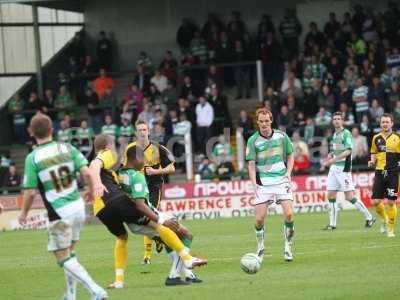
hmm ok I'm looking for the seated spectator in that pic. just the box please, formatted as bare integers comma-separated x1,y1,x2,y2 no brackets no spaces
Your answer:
148,84,161,103
138,103,155,126
293,146,311,174
7,93,27,144
276,105,293,131
215,154,235,181
368,76,386,103
150,109,165,130
343,66,359,90
336,79,352,107
0,154,11,184
137,51,153,73
306,55,327,81
94,68,114,98
101,115,118,141
359,114,372,137
177,18,197,53
208,85,231,133
102,87,119,120
281,71,302,93
82,55,98,77
124,84,144,117
281,76,303,100
314,107,332,126
208,64,224,90
293,111,307,128
213,134,234,164
292,130,310,157
172,113,192,171
324,12,341,39
159,50,178,71
165,110,179,137
317,85,335,112
352,78,369,122
351,126,369,166
151,69,168,93
133,64,151,93
388,81,400,110
238,110,254,141
57,120,72,143
339,102,355,126
161,61,177,82
75,120,94,156
118,117,135,149
198,158,215,180
304,117,316,146
151,122,166,145
83,88,102,134
304,22,326,50
2,164,21,191
180,75,201,101
369,98,384,124
54,85,75,120
190,30,208,64
26,92,45,121
393,100,400,128
43,88,56,119
161,80,180,110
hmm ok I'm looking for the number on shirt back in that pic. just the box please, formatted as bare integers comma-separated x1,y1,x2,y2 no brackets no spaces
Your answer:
50,166,72,192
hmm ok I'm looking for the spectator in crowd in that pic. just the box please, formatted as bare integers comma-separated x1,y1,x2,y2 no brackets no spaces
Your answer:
0,154,11,185
352,78,370,122
279,8,302,60
293,111,307,128
314,107,332,126
150,69,168,93
369,98,385,124
393,100,400,127
165,109,179,137
281,71,302,94
306,55,327,81
260,31,282,89
324,12,341,39
351,126,369,166
339,102,355,126
198,158,215,180
180,75,201,101
304,117,316,146
82,55,98,77
176,18,198,53
57,120,72,143
137,51,153,73
388,81,400,110
101,115,118,142
43,88,56,119
124,84,144,120
161,80,180,110
26,92,45,121
151,122,166,145
276,105,293,131
2,164,21,191
304,22,326,49
119,117,135,142
317,85,335,112
212,134,234,164
94,68,115,98
54,85,75,121
292,130,310,157
359,114,373,137
83,88,102,134
190,30,208,64
138,103,155,126
133,64,151,93
257,14,275,39
102,87,119,120
7,93,26,143
97,30,112,70
160,50,178,71
215,153,235,181
172,113,192,172
196,96,214,156
336,79,353,107
293,145,311,174
233,39,250,99
238,110,254,141
75,120,94,156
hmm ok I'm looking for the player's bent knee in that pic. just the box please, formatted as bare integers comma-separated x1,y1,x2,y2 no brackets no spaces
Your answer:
118,234,128,241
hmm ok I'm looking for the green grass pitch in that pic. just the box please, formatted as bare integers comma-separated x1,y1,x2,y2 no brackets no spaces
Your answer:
0,210,399,300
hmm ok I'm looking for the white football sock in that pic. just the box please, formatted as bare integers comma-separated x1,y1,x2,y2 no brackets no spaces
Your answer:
168,251,180,279
255,226,264,250
64,270,77,300
328,200,338,227
353,200,373,220
62,256,103,296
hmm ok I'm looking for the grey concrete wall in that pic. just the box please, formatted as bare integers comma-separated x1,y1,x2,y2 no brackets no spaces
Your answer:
83,0,393,71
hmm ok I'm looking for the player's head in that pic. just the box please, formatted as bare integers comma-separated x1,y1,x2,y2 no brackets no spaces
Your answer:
135,119,150,141
332,111,344,128
125,145,145,170
380,113,393,133
29,113,53,140
255,108,273,132
94,134,115,154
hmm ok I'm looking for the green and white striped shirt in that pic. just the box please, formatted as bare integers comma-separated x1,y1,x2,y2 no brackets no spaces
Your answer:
330,128,353,172
23,141,88,221
101,124,118,139
353,86,369,112
246,130,293,186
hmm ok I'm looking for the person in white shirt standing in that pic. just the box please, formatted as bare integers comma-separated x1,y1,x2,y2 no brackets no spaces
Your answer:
196,97,214,155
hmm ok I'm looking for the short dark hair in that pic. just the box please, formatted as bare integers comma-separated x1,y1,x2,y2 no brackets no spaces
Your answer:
333,111,343,119
94,135,113,153
126,145,144,163
380,113,394,122
30,114,53,139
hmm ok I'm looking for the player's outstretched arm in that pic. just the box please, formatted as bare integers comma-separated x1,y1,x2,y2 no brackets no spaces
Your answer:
19,189,36,224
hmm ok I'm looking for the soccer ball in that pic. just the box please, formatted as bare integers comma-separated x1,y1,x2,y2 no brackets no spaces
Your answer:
240,253,261,274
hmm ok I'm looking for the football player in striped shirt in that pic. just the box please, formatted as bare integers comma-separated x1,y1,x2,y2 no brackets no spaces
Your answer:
19,114,108,300
323,112,375,230
246,108,295,262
